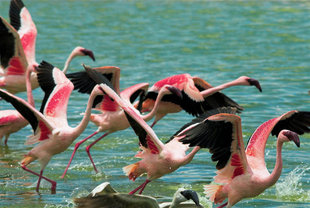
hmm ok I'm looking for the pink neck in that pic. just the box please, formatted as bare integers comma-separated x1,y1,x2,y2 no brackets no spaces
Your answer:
265,139,283,187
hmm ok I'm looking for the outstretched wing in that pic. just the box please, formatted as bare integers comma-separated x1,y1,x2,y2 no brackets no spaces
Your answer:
0,17,27,76
66,65,119,109
36,61,73,123
0,89,54,144
245,110,310,171
10,0,37,64
120,82,149,112
100,83,164,153
66,66,120,94
178,112,248,184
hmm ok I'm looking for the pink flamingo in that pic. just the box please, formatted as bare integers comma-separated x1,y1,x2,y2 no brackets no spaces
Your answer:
94,82,227,195
0,61,104,193
0,0,95,94
178,110,310,207
139,74,262,127
62,66,183,177
0,17,95,145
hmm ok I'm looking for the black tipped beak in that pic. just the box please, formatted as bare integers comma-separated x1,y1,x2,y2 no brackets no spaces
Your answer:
180,190,200,206
166,86,183,99
283,130,300,148
81,49,96,61
247,78,262,92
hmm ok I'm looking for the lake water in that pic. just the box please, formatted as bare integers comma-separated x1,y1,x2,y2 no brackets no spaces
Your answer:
0,0,310,207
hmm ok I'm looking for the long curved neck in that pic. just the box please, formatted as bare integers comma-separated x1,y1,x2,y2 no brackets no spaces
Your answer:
265,139,284,186
141,89,170,122
201,78,244,97
62,51,78,74
26,69,35,107
72,90,99,137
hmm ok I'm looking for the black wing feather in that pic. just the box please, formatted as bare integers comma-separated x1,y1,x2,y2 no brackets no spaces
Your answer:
124,112,148,148
9,0,25,31
36,60,56,113
66,70,114,94
0,18,15,69
178,118,233,170
144,86,243,117
271,111,310,137
167,107,237,142
0,90,38,132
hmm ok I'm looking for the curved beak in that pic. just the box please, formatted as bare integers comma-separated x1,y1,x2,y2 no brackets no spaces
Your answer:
81,49,96,61
283,130,300,148
180,190,200,206
247,78,262,92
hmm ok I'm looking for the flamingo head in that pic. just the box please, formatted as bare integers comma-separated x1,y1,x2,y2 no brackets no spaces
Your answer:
244,76,262,92
280,130,300,147
75,47,96,61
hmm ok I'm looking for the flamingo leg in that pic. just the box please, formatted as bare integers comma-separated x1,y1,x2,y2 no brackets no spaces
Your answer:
85,132,109,173
21,165,56,194
150,121,157,128
36,169,43,193
129,179,151,195
4,134,9,145
61,131,99,178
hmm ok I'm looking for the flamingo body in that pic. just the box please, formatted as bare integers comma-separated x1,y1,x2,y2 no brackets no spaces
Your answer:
96,83,218,195
177,110,310,207
0,0,95,94
0,61,104,193
140,73,262,126
62,66,153,176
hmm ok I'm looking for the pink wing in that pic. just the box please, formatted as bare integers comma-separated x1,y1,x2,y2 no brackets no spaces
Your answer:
0,110,22,126
0,89,54,145
151,73,203,101
245,110,310,170
36,61,74,121
0,17,28,76
10,0,37,65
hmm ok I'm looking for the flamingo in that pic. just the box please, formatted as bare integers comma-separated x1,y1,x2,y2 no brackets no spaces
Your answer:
138,74,262,127
74,182,202,208
0,17,94,145
0,61,105,193
94,84,237,195
176,110,310,207
62,65,183,177
0,0,95,94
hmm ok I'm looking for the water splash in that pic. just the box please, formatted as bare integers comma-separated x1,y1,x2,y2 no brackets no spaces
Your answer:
275,165,310,202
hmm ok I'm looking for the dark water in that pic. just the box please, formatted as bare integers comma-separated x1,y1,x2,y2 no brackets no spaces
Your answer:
0,0,310,207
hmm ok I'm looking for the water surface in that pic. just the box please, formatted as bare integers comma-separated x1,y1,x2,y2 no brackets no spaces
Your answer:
0,0,310,207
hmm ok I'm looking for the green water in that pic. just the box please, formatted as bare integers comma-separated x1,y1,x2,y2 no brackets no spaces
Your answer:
0,0,310,207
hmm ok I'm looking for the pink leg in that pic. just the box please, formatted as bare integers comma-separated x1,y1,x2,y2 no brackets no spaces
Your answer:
150,121,157,128
61,131,98,178
129,179,151,195
217,202,228,208
21,165,56,194
4,135,9,145
36,169,43,193
85,132,109,173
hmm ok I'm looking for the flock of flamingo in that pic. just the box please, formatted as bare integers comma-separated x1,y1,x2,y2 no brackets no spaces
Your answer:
1,0,309,208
